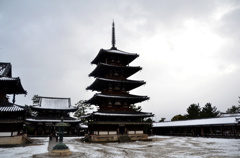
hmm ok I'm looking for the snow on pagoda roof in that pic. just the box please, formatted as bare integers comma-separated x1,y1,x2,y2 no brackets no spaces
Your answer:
87,78,145,91
104,49,138,56
86,93,149,105
89,63,142,78
32,96,76,110
93,111,154,117
153,116,240,127
0,63,27,94
100,63,141,68
0,77,18,81
79,123,88,128
91,49,139,65
96,93,149,99
98,77,144,83
26,118,80,123
0,105,25,112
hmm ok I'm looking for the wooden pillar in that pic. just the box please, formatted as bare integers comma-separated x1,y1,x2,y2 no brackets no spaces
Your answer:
210,126,213,136
192,127,195,136
232,126,236,137
235,125,239,138
201,127,204,136
221,125,224,137
69,127,72,135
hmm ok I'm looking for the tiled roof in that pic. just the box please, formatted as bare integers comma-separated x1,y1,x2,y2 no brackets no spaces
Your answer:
26,118,81,123
91,48,139,65
0,63,27,94
153,116,240,127
0,77,18,81
104,49,138,56
0,105,25,112
86,93,149,105
93,111,154,117
32,96,76,110
86,77,145,91
89,63,142,78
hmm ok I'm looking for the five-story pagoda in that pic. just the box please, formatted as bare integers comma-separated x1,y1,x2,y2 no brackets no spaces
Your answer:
85,22,154,142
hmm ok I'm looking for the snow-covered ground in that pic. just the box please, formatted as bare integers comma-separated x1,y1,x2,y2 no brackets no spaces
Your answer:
0,137,48,158
0,136,240,158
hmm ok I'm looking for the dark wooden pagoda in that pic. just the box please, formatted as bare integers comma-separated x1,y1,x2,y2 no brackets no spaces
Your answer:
0,63,27,144
26,96,80,136
85,22,154,142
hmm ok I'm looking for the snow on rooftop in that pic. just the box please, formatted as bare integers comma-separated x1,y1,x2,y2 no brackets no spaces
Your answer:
93,112,153,117
0,105,25,112
36,97,72,109
26,118,80,123
98,77,144,83
105,49,138,56
96,93,148,99
153,117,240,127
0,137,48,157
79,123,88,128
0,77,17,81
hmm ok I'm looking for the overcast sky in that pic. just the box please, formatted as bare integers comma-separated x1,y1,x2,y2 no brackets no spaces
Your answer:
1,0,240,121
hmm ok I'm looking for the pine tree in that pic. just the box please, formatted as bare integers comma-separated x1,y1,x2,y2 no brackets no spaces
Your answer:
226,105,240,113
74,100,93,120
200,103,220,118
186,103,201,119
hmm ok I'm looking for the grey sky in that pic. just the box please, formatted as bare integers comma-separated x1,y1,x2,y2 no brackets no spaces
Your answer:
1,0,240,121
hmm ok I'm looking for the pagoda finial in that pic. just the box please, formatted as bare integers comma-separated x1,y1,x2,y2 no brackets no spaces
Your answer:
111,20,117,50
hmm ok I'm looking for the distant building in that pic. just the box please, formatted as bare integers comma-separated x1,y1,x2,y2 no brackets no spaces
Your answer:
84,22,154,142
0,62,27,145
26,96,80,136
153,114,240,138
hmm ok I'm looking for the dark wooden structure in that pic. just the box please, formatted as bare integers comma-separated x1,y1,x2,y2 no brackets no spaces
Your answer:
26,96,80,136
153,115,240,138
0,62,27,137
85,22,153,142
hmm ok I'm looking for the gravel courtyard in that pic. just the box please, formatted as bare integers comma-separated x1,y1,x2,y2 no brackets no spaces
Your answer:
0,136,240,158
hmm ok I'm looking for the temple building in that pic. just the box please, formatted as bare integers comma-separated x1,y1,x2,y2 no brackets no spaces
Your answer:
0,62,27,145
84,22,154,142
26,96,80,136
153,113,240,138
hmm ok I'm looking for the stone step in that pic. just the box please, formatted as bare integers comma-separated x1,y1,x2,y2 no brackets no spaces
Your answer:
118,135,131,142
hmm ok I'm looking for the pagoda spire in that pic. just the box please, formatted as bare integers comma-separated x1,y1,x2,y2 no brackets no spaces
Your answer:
111,20,117,50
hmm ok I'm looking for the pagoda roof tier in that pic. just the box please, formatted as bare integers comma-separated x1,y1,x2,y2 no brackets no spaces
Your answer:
0,104,25,112
0,63,27,94
86,78,145,91
89,63,142,78
26,117,81,123
88,121,151,125
91,48,139,65
86,93,149,105
0,77,27,94
31,96,77,111
90,111,154,117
